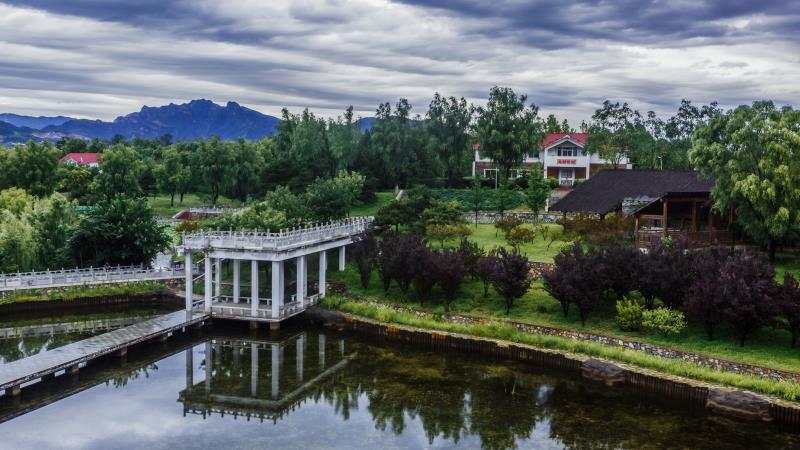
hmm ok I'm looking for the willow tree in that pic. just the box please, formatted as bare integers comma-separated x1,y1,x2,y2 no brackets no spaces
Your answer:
690,101,800,260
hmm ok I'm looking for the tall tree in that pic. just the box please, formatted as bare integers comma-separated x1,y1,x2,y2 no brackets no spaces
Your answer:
690,101,800,260
156,146,192,206
94,144,143,199
426,93,473,187
585,101,648,168
524,163,552,217
69,195,170,267
328,106,361,172
9,142,60,197
194,137,233,205
228,139,265,202
473,86,543,180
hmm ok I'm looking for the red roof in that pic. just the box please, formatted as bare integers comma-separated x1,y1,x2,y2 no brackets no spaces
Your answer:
60,153,100,165
541,132,588,148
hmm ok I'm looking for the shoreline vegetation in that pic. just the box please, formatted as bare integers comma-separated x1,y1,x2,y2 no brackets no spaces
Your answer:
321,296,800,403
0,281,168,306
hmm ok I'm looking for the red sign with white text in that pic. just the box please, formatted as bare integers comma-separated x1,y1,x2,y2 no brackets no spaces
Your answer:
557,159,577,165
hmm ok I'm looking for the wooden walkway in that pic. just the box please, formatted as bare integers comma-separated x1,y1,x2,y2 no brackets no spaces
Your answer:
0,265,186,292
0,310,208,395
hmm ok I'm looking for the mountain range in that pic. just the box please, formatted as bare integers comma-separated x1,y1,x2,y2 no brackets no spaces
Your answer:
0,99,284,144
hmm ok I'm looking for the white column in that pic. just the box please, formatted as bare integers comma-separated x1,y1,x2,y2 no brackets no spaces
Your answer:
296,255,306,305
232,259,240,304
271,260,284,319
214,258,221,299
271,343,280,399
318,251,327,298
338,245,346,271
250,343,258,397
184,252,193,312
318,333,326,369
296,334,305,382
205,341,212,393
251,260,259,316
204,257,212,312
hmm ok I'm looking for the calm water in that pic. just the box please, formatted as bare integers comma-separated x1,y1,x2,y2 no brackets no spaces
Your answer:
0,323,797,449
0,304,176,363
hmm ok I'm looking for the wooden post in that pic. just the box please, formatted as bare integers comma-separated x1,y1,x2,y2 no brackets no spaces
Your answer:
662,199,668,238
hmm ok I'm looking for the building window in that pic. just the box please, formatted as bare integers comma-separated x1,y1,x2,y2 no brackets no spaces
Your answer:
483,168,498,179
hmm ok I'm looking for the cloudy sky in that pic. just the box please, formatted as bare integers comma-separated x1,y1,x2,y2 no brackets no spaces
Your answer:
0,0,798,123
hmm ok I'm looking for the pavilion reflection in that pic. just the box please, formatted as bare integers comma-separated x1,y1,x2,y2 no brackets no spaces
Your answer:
179,332,352,422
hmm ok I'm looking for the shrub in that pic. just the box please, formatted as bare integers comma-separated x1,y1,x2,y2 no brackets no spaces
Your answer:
494,215,522,237
458,237,484,279
431,250,467,313
637,241,695,309
777,273,800,348
505,226,537,249
425,223,471,248
490,247,533,314
642,307,686,336
430,188,525,211
411,244,436,301
719,252,778,346
559,213,633,247
616,292,645,331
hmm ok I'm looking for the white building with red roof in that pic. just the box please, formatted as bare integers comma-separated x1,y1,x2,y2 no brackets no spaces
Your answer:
472,132,632,198
59,152,100,168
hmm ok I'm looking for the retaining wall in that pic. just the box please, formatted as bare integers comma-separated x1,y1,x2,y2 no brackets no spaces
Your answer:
0,291,181,314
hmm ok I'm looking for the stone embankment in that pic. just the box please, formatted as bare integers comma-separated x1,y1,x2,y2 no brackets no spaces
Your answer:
306,307,800,428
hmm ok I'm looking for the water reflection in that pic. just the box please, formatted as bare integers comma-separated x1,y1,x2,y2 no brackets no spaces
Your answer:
0,326,797,449
180,332,352,422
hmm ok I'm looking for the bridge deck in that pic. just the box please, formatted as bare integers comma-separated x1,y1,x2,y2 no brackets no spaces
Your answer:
0,316,150,339
0,310,208,393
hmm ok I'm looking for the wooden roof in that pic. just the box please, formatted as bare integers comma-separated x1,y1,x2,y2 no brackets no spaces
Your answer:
549,170,714,215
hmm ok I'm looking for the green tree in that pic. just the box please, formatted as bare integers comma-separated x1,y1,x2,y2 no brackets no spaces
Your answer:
524,164,552,217
328,106,361,172
426,93,473,187
228,140,265,202
156,146,191,206
690,101,800,260
306,171,365,221
9,142,60,197
473,86,543,180
57,164,97,204
31,193,76,269
0,187,34,216
194,137,233,205
585,100,649,168
467,177,484,226
94,144,143,199
0,210,37,272
70,195,170,266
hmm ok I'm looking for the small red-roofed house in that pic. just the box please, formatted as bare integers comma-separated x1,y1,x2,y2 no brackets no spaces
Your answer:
59,152,100,168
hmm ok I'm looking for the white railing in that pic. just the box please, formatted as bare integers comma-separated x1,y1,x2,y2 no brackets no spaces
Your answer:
0,264,186,292
182,217,372,252
208,294,321,320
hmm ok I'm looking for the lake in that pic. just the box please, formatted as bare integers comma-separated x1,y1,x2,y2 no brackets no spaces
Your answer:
0,320,797,449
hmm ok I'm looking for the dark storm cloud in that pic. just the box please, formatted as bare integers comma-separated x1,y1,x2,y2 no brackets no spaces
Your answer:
0,0,798,121
395,0,800,48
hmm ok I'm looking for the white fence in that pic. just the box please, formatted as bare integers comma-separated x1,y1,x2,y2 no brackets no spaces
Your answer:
182,217,373,251
0,265,186,292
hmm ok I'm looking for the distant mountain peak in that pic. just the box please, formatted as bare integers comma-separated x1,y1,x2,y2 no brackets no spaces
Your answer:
24,99,282,142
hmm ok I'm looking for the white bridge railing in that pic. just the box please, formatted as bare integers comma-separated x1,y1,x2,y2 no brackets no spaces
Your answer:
0,264,186,292
182,217,372,251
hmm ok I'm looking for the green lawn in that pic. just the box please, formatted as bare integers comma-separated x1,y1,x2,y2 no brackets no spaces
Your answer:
776,252,800,281
330,263,800,374
454,223,571,262
349,191,395,217
147,193,241,217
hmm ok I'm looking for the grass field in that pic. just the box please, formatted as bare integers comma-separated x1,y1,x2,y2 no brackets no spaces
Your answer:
453,223,571,262
147,193,241,217
349,191,395,217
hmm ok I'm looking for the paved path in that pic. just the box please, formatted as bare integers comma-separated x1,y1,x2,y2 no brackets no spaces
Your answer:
0,310,208,393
